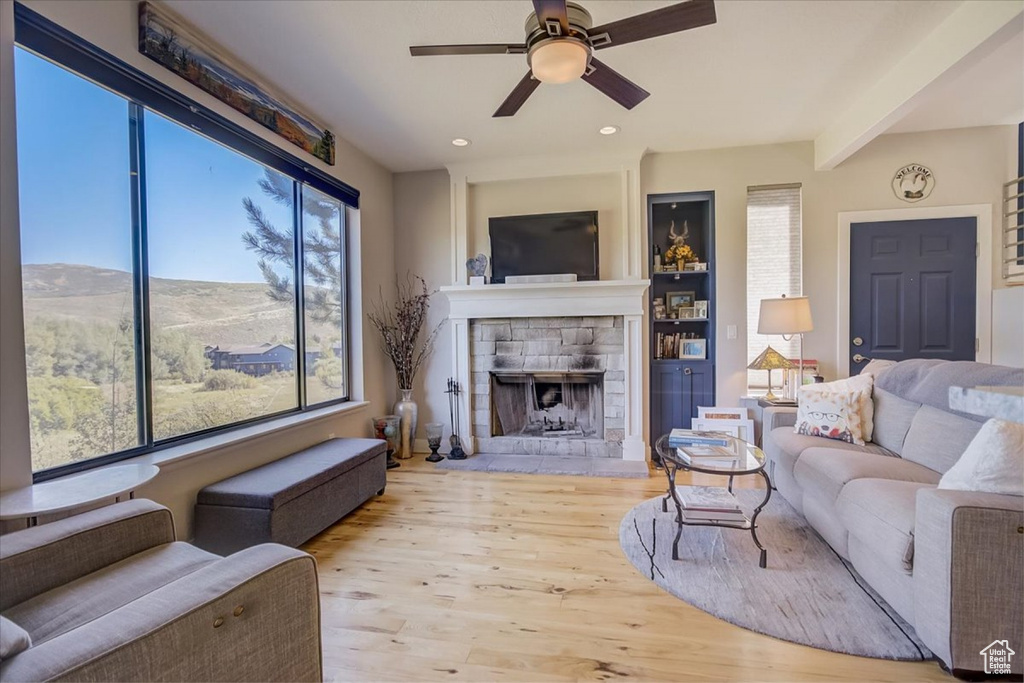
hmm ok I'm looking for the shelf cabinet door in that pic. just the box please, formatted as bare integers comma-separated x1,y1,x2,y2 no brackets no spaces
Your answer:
650,363,713,441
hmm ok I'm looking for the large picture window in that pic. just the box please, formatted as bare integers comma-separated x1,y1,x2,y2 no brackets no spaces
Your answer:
13,14,356,477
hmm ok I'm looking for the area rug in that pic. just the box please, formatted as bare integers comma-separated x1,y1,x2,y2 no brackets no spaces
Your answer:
436,454,648,478
619,488,931,660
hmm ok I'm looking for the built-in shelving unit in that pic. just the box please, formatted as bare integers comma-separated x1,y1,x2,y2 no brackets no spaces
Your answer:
647,191,715,453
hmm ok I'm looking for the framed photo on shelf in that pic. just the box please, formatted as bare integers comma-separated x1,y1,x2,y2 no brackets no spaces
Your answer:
679,338,706,359
666,290,696,310
694,300,709,318
676,305,698,319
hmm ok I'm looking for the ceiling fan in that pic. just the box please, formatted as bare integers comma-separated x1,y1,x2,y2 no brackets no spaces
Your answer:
409,0,716,117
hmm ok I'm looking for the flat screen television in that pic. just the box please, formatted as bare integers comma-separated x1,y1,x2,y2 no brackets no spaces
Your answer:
489,210,599,283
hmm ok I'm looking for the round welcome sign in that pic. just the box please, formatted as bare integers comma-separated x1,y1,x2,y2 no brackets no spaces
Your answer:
892,163,934,203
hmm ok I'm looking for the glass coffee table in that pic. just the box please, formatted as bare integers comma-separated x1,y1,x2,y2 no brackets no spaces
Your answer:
654,433,773,569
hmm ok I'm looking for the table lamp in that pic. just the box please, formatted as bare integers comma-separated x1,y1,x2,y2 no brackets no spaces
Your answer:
758,295,814,391
747,346,794,401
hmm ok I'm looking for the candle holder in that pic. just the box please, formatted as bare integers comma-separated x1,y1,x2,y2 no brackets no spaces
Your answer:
425,422,444,462
371,415,402,469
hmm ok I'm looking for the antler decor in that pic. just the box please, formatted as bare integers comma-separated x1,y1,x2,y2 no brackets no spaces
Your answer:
368,275,442,391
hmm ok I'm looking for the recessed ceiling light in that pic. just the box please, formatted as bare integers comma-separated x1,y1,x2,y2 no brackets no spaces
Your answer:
451,138,471,147
599,126,620,136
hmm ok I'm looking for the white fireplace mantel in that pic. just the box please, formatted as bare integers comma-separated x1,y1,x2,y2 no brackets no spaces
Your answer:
441,280,649,320
441,279,649,462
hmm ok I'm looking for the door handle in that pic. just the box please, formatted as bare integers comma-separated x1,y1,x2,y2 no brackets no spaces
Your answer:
683,367,692,375
852,337,863,347
852,354,869,364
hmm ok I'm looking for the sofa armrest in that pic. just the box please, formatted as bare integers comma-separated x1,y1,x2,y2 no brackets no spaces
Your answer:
0,499,174,611
913,487,1023,674
0,544,321,682
763,406,797,431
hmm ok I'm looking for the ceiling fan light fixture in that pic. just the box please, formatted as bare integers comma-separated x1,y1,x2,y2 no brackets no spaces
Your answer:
529,40,588,84
451,138,471,147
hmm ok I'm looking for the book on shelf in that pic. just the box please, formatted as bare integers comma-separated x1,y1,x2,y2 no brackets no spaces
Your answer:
668,428,731,447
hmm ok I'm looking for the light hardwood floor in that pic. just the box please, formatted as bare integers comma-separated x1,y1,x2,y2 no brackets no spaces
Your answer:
303,457,949,682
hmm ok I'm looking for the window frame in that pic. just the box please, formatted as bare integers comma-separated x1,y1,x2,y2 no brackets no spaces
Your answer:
15,4,357,481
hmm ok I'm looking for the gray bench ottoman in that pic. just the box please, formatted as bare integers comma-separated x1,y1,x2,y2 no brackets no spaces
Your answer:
193,438,386,555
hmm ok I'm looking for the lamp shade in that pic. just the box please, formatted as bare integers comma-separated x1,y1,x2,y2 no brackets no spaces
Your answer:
757,296,813,335
747,346,794,371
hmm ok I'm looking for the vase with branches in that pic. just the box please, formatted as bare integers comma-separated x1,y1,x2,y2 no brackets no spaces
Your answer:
368,275,442,458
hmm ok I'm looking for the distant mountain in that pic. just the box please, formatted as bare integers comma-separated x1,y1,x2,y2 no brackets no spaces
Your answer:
22,264,336,347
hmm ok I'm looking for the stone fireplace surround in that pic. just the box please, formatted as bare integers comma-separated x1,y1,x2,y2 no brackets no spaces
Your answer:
440,280,649,461
471,317,625,458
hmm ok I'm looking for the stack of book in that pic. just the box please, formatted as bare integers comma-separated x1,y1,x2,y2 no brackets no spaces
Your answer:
668,429,731,448
679,487,746,524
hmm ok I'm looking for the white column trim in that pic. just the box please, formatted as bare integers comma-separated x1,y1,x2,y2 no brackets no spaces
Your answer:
836,204,993,378
623,314,646,461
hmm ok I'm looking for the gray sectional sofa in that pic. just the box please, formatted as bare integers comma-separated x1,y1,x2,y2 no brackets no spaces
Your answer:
0,499,321,681
763,359,1023,676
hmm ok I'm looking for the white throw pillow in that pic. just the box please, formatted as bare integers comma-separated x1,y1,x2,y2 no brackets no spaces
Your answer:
0,616,31,661
938,419,1024,496
794,386,867,445
794,373,875,445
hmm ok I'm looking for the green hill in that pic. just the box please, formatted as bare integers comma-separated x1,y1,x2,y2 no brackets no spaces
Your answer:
22,263,336,346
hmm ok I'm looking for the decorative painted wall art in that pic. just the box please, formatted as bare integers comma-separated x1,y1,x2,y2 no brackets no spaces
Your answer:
138,1,336,165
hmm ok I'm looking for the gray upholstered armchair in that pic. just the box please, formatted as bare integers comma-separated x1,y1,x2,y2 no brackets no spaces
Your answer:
0,499,321,682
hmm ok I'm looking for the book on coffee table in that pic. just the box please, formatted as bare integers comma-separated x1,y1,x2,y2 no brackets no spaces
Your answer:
680,488,746,523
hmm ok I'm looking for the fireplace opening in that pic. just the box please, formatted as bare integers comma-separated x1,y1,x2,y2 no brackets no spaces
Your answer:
490,371,604,438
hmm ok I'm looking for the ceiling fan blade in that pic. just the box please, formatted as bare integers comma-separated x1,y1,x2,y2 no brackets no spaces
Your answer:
493,71,541,117
410,44,527,57
581,58,650,110
588,0,716,50
532,0,570,36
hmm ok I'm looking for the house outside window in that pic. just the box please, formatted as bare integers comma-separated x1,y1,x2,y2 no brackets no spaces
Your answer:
746,184,803,392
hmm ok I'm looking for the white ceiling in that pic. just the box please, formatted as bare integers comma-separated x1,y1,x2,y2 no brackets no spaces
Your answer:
165,0,1019,173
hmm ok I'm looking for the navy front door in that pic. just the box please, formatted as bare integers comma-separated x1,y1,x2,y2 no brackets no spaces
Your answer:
850,218,976,375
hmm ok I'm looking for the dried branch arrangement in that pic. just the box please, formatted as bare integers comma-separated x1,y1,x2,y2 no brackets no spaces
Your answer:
368,275,442,391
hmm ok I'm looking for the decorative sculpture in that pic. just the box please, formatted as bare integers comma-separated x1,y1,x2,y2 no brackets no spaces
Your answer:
668,219,689,247
466,253,488,277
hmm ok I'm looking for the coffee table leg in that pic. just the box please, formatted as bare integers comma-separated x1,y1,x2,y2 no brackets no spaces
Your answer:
663,463,687,561
749,468,773,569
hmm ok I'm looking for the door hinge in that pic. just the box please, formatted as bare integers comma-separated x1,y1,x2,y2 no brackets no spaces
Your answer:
976,338,980,353
976,242,980,258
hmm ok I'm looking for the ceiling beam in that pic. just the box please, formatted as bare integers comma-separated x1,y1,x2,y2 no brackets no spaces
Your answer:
814,0,1023,171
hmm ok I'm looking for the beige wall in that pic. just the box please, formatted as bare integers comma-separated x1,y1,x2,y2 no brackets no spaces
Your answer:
0,0,31,490
393,170,452,437
0,0,396,536
394,125,1016,450
644,125,1015,411
468,173,625,280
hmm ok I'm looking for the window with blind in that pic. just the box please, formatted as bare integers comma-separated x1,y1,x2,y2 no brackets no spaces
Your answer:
746,185,802,391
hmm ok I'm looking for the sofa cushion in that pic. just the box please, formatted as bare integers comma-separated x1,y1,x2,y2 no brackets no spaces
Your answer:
1,542,217,645
901,406,982,475
837,479,935,574
870,388,920,455
0,616,31,661
793,447,941,505
767,428,893,462
197,438,386,510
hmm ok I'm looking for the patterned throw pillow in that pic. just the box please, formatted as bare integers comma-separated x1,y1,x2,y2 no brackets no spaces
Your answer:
794,388,866,445
793,373,875,444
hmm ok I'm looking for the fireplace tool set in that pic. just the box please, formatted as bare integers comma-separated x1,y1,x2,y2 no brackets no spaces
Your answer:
445,377,467,460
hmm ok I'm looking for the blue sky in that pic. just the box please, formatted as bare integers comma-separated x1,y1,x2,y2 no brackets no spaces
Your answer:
15,48,290,284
